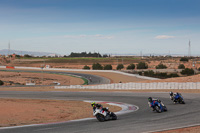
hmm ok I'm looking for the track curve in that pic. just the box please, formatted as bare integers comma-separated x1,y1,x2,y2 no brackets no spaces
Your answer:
0,69,110,85
0,91,200,133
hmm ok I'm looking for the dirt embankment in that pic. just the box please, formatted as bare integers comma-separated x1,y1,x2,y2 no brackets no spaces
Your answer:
0,99,121,127
0,71,84,86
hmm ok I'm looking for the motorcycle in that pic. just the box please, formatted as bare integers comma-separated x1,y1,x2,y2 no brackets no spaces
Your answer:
150,100,167,113
93,106,117,122
171,93,185,104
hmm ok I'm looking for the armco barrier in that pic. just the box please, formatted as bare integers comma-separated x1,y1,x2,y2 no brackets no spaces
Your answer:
55,82,200,90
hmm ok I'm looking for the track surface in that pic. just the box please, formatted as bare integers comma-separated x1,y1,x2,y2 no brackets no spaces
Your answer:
0,91,200,133
0,69,110,85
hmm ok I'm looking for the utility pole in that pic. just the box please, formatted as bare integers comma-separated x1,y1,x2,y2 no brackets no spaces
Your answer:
188,40,191,57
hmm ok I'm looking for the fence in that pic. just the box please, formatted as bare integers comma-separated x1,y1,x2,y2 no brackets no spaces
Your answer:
55,82,200,90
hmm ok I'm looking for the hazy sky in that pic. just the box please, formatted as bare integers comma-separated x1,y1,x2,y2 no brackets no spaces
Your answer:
0,0,200,55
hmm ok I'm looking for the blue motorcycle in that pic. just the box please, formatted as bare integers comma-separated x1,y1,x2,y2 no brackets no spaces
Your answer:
149,99,167,113
170,92,185,104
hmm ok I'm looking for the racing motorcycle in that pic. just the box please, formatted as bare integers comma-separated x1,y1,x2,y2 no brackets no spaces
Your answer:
170,93,185,104
151,100,167,113
93,106,117,122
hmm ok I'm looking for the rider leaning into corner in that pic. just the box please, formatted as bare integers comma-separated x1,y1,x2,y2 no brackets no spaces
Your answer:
148,97,163,111
169,91,181,103
91,102,111,115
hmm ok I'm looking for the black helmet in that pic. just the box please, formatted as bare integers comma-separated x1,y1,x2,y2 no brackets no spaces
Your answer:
148,97,152,102
169,91,173,96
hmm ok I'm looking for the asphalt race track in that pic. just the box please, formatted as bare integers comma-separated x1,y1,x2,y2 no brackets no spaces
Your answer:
0,91,200,133
0,69,110,85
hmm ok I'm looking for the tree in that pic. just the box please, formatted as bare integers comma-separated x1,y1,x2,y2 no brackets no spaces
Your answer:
92,63,103,70
116,64,124,70
181,68,194,76
137,62,148,69
127,64,135,70
178,64,185,69
24,54,32,58
83,65,90,70
180,57,189,62
0,80,4,86
156,64,167,69
104,64,112,70
15,54,21,58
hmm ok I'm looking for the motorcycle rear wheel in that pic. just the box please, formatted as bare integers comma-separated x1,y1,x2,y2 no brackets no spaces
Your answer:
96,114,105,122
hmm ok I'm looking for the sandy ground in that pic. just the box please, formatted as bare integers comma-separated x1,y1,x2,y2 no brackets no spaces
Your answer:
1,70,200,132
66,71,148,83
155,126,200,133
0,98,121,127
0,71,84,86
140,74,200,83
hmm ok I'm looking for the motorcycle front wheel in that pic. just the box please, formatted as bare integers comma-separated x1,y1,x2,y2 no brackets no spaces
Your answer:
110,112,117,120
155,106,162,113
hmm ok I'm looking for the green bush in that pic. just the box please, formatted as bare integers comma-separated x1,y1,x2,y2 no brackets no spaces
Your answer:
116,64,124,70
92,63,103,70
144,70,154,77
139,71,179,79
168,73,179,78
180,57,189,62
178,64,185,69
104,64,112,70
127,64,135,70
0,80,4,86
156,64,167,69
83,65,90,70
137,62,148,69
181,68,194,76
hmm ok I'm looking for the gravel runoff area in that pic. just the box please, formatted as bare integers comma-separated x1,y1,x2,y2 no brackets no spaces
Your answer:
1,70,200,132
0,71,84,86
0,98,121,127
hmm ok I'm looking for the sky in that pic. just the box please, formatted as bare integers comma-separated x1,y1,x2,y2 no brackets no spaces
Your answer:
0,0,200,55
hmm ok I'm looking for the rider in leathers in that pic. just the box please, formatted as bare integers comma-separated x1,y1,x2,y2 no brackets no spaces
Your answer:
91,102,110,115
170,91,181,103
148,97,163,111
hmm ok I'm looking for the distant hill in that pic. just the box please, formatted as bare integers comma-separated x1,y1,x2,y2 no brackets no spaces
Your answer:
0,49,57,57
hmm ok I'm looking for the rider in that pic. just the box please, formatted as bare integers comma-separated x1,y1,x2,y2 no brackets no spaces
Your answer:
148,97,163,111
169,91,181,103
91,102,110,114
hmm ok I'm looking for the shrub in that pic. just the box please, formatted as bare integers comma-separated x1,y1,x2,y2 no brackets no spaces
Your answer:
156,64,167,69
83,65,90,70
92,63,103,70
116,64,124,70
104,64,112,70
127,64,135,70
144,70,155,77
0,80,4,86
137,62,148,69
180,57,189,62
168,73,179,78
139,71,179,79
181,68,194,76
178,64,185,69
